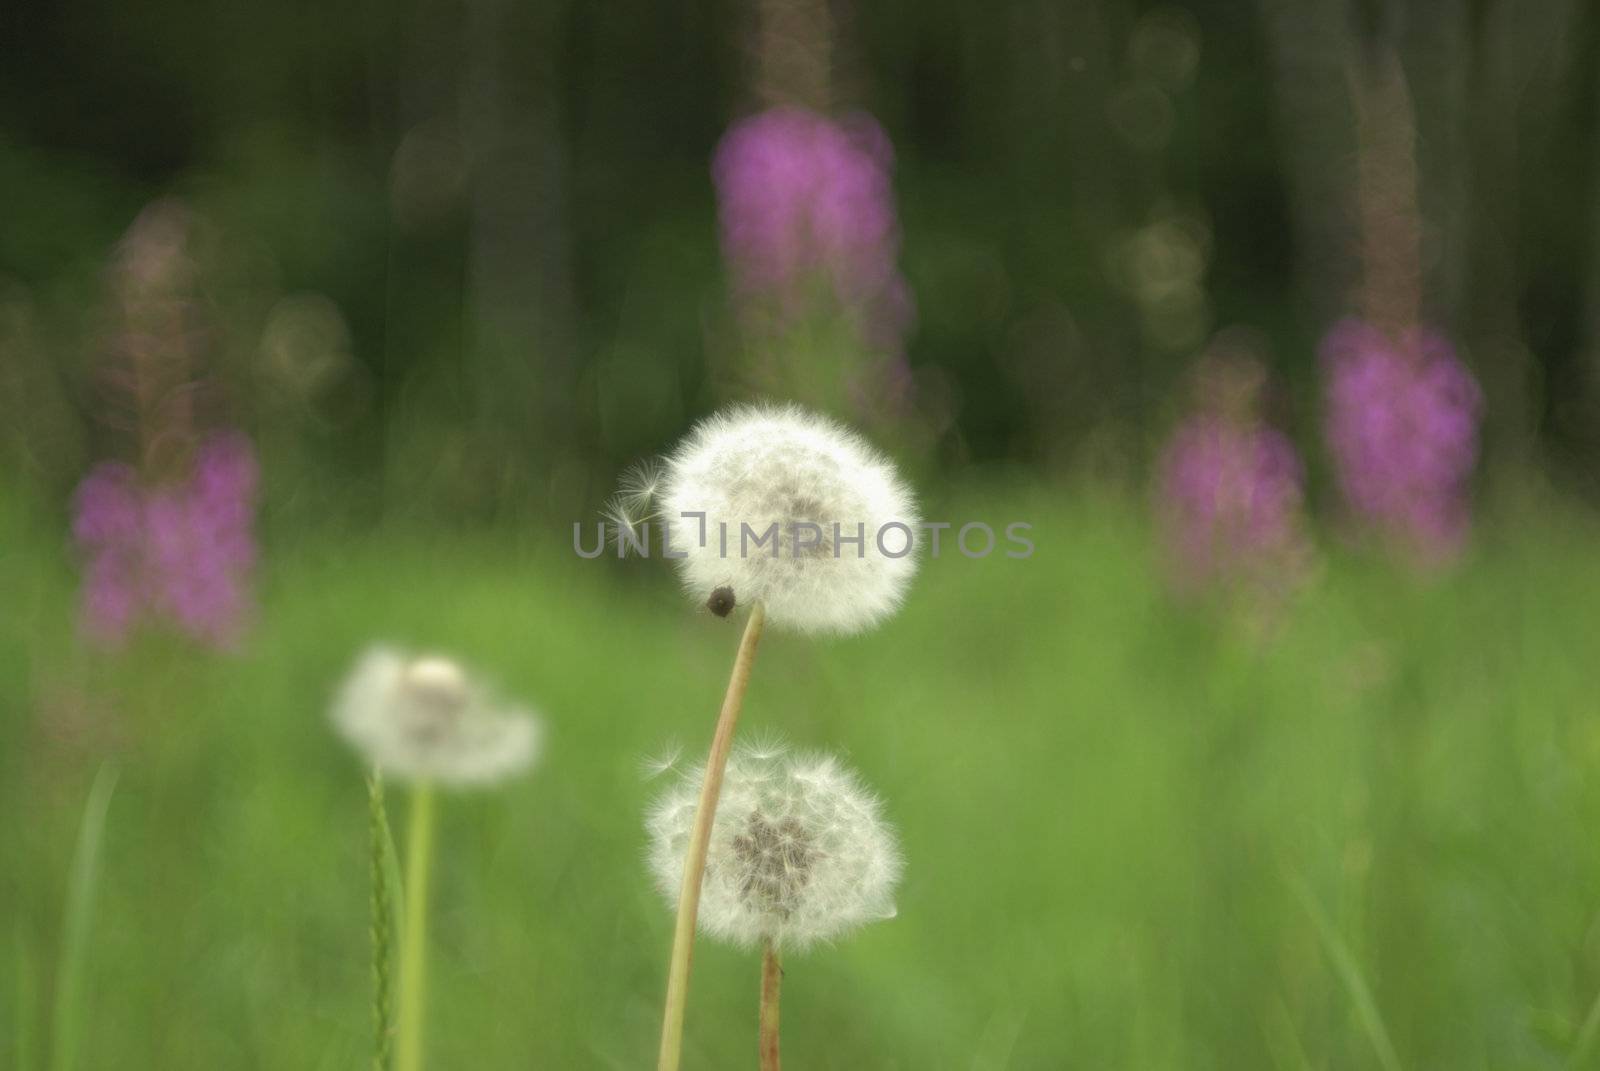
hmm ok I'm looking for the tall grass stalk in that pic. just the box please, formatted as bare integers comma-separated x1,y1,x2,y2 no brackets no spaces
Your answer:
395,781,436,1071
49,764,117,1071
1566,981,1600,1069
368,771,397,1070
1287,870,1403,1071
15,927,38,1071
657,601,768,1071
758,940,782,1071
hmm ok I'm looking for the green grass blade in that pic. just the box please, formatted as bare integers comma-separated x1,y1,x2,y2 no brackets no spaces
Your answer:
1262,996,1317,1071
1567,982,1600,1069
1286,869,1403,1071
49,764,118,1071
382,787,404,940
369,770,397,1071
16,926,38,1071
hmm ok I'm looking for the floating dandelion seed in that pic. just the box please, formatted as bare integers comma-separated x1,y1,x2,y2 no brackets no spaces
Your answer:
646,743,901,951
620,458,666,515
603,459,666,555
641,741,686,780
332,647,541,787
659,403,919,635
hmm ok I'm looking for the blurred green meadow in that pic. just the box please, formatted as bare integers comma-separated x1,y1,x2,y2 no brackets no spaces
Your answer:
4,482,1600,1069
5,1,1600,1067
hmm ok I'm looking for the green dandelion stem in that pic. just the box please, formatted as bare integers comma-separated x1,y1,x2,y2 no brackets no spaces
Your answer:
395,780,436,1071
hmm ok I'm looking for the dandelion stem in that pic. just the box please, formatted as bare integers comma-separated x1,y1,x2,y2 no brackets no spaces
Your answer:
657,601,768,1071
396,781,436,1071
758,940,782,1071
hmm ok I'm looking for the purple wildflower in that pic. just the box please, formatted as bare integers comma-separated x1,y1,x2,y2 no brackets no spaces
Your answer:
1157,355,1311,597
72,462,143,549
1159,417,1311,596
712,107,915,367
70,431,259,649
72,463,145,644
1321,318,1482,557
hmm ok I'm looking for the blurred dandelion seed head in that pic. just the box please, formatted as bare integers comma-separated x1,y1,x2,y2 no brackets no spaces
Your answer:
658,404,919,634
645,742,901,951
401,655,468,697
332,647,541,787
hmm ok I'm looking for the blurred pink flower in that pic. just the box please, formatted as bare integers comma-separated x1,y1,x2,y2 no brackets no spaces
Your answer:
71,431,259,649
1321,318,1482,559
712,107,915,359
1159,414,1311,597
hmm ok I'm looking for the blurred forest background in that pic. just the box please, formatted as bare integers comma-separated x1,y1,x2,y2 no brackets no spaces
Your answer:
3,0,1598,523
7,2,1600,1068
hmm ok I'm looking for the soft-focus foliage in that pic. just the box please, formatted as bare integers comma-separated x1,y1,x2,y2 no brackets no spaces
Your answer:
3,2,1600,1068
5,493,1600,1067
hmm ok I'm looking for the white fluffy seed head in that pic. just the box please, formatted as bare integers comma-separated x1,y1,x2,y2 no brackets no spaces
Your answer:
645,743,902,952
331,646,541,787
656,404,919,634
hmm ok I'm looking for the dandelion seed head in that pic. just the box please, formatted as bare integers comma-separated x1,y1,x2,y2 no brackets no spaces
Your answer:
402,656,468,702
332,647,540,787
658,404,918,635
645,742,901,951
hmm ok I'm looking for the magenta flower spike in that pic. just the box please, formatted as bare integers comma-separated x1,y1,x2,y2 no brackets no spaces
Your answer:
712,108,916,419
70,431,260,649
1321,318,1482,559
